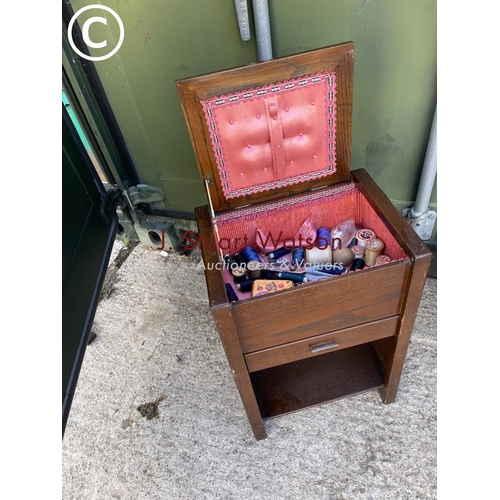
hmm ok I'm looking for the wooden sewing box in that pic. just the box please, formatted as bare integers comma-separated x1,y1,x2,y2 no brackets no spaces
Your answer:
176,42,431,440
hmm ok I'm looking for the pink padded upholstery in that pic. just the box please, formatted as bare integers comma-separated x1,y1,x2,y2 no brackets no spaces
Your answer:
201,72,337,199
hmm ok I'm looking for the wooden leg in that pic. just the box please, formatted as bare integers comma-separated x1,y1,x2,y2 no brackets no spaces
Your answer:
212,305,267,440
351,170,432,404
383,254,431,403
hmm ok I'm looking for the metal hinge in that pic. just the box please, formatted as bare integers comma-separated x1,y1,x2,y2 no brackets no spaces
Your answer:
101,183,166,222
205,173,215,186
100,186,126,223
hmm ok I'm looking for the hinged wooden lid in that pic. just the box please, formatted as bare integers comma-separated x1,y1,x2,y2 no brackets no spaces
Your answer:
176,42,354,213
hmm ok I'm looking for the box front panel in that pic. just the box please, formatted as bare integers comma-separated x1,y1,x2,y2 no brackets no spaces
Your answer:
233,260,410,353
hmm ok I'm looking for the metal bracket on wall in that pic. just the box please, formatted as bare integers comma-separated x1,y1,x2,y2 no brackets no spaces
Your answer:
99,182,164,229
127,184,165,207
102,183,189,251
401,208,437,241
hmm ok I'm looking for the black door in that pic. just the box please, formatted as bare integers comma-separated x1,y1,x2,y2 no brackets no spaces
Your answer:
62,104,118,435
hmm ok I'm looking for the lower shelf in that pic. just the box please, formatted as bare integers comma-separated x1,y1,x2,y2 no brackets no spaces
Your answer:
249,343,385,419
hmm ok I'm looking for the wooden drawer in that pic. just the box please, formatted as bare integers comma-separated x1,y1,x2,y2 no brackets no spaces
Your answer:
245,316,399,372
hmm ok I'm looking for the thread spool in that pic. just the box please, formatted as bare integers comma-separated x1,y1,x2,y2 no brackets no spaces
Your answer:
224,254,237,270
306,270,332,278
332,247,354,267
236,278,257,292
305,273,329,282
365,238,385,266
225,283,239,302
351,245,365,260
277,272,307,283
308,264,345,276
231,266,246,283
241,246,262,263
233,252,246,266
266,247,290,259
350,258,366,272
316,227,331,248
355,229,376,248
375,255,392,266
247,260,263,279
305,246,332,265
261,269,279,280
291,248,306,267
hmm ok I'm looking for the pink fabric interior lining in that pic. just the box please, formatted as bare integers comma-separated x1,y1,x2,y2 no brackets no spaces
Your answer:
217,186,408,301
215,186,407,261
201,72,337,199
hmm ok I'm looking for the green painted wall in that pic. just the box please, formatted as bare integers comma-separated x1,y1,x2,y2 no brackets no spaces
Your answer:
69,0,258,211
268,0,437,235
68,0,436,237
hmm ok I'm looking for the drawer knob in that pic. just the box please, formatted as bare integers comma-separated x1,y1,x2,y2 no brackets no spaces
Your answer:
310,341,339,353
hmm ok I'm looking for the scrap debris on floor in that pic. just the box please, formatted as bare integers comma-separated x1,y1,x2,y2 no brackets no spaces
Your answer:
136,395,167,420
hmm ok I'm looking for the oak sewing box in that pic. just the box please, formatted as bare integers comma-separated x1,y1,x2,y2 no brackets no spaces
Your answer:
176,42,431,440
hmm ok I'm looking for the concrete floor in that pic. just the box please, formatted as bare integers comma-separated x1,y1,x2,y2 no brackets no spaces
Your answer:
62,241,437,499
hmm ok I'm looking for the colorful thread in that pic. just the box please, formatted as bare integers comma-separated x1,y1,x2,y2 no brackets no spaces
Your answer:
266,247,290,259
233,252,246,266
277,272,307,283
291,248,306,267
224,254,238,270
247,260,263,279
305,246,332,265
241,246,262,263
225,283,239,302
316,227,331,248
350,258,366,272
237,278,257,292
231,266,246,283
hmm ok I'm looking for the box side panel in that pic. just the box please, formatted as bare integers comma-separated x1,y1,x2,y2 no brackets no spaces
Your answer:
352,169,431,262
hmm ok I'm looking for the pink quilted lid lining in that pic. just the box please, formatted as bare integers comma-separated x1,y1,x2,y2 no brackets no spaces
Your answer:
201,71,337,199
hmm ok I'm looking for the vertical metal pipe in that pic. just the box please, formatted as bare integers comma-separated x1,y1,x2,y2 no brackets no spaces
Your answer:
412,107,437,216
234,0,251,41
252,0,273,61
